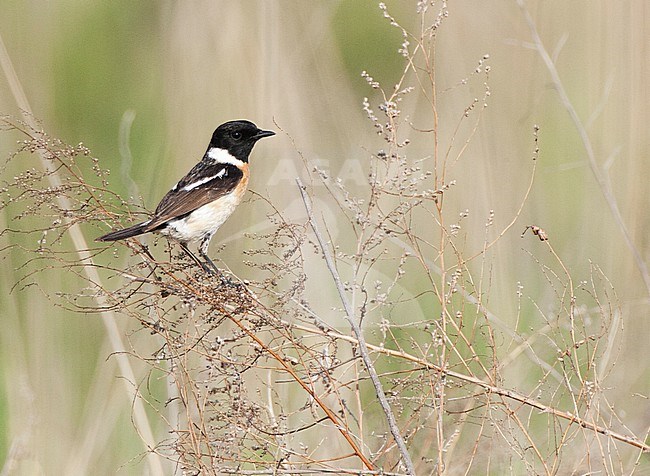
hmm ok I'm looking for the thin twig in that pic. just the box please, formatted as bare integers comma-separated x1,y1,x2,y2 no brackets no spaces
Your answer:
296,178,416,475
219,469,405,475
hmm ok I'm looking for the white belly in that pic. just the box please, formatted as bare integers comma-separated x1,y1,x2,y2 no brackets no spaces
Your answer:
162,193,242,243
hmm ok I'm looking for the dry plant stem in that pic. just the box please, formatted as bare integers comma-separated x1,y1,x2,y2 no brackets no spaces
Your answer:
223,310,374,471
434,200,447,475
282,319,650,454
0,34,165,475
517,0,650,297
413,33,447,472
296,179,416,476
220,469,405,475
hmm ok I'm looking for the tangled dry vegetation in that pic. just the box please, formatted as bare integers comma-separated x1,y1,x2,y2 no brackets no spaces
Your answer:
1,3,648,475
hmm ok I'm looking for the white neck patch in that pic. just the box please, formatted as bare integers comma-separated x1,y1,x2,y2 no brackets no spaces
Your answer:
207,147,244,167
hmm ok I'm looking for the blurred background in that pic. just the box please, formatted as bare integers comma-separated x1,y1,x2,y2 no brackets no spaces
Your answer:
1,1,649,474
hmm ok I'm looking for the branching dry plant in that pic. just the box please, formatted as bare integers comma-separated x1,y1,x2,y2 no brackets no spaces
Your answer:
1,3,648,475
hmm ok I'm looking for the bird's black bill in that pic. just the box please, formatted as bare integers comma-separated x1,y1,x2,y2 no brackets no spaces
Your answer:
254,129,275,140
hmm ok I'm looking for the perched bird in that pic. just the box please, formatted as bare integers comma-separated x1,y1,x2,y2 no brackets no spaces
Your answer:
97,120,275,272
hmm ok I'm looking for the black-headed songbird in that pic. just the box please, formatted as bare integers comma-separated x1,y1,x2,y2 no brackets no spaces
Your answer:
96,120,275,272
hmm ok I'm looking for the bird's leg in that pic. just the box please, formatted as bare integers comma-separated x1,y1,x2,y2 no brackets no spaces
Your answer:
179,241,213,274
198,234,220,275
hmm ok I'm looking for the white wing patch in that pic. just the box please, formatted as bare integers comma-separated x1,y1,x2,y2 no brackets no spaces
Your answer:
181,167,228,192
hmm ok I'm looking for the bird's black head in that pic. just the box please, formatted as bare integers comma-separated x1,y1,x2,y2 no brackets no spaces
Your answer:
209,120,275,162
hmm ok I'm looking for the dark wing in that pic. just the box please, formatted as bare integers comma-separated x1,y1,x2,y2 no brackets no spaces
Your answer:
143,161,243,231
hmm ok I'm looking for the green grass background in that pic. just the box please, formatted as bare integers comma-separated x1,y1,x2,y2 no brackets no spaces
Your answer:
1,1,649,474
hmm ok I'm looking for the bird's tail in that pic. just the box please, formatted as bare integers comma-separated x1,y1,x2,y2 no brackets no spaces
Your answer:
96,221,150,242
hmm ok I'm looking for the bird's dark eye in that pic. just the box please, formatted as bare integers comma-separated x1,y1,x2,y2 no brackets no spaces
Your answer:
230,131,242,140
